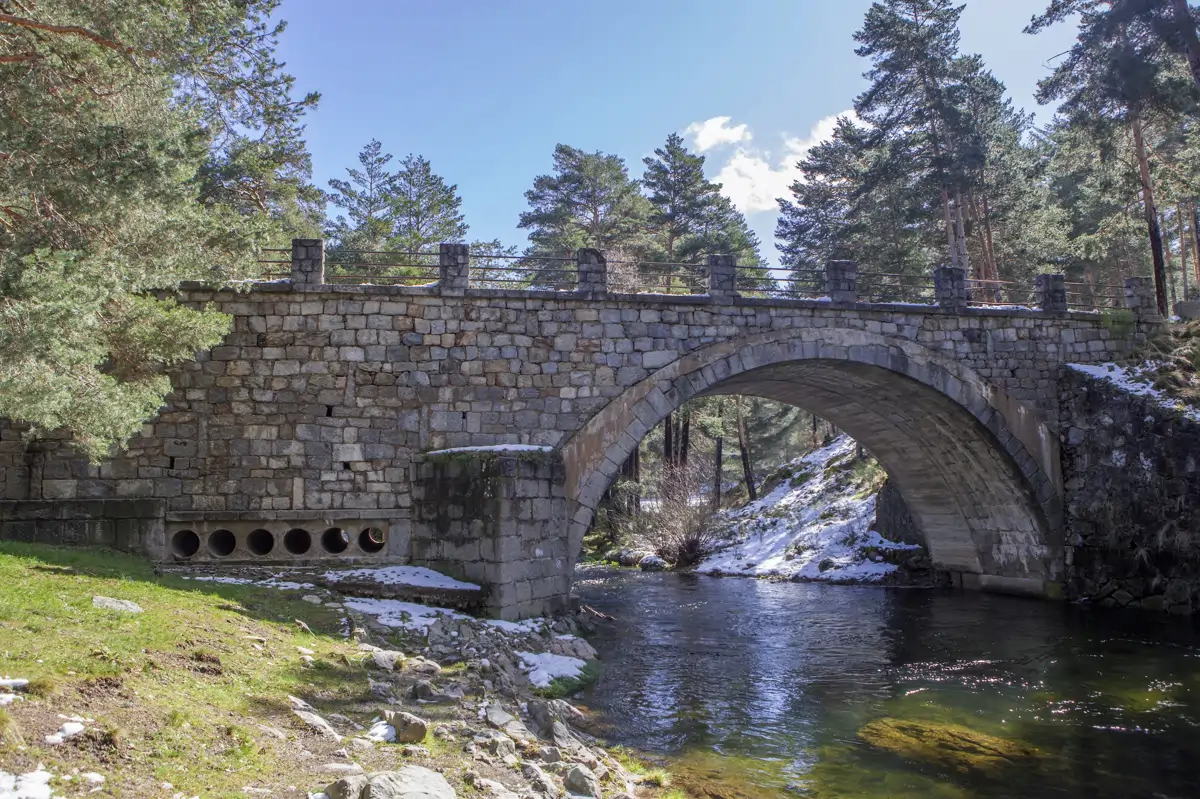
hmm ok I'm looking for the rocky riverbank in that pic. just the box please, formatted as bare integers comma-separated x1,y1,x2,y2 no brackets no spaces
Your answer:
0,544,669,799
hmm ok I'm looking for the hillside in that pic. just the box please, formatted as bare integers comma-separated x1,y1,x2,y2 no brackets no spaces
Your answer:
695,436,930,583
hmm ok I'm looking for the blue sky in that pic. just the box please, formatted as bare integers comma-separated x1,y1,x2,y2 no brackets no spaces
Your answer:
275,1,1078,261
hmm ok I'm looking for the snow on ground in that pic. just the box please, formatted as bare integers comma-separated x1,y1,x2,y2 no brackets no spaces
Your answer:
1068,362,1200,422
516,651,588,688
182,575,315,590
696,436,919,582
0,766,58,799
341,597,471,632
322,566,480,591
425,444,553,456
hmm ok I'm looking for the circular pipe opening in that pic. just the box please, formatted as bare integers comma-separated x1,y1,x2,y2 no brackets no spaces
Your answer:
358,527,387,554
246,528,275,556
207,529,236,558
284,528,312,555
171,529,200,558
322,527,349,554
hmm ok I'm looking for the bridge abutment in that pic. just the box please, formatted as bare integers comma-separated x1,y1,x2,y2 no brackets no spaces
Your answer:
411,448,572,620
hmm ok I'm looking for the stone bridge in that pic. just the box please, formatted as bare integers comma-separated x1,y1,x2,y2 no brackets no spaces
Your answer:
0,241,1154,618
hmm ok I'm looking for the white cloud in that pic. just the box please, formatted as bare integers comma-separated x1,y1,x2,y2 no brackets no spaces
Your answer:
684,116,752,152
696,111,855,215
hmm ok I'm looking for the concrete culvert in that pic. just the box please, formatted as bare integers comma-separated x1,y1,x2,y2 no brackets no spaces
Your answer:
171,529,200,558
207,529,236,558
322,527,349,554
247,528,274,556
359,527,387,554
284,528,311,555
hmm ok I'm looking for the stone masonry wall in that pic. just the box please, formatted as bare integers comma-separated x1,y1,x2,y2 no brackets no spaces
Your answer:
874,479,923,548
410,451,570,620
1059,369,1200,613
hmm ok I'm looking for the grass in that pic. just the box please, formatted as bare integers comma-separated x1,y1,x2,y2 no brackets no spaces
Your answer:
0,541,381,796
1117,319,1200,408
0,707,19,745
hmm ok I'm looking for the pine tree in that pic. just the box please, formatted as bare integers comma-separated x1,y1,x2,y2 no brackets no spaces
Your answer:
390,154,469,252
1028,0,1200,313
641,133,717,260
325,140,399,251
0,0,318,459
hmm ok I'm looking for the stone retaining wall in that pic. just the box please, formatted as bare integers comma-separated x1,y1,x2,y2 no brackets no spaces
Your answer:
0,499,165,559
1060,369,1200,613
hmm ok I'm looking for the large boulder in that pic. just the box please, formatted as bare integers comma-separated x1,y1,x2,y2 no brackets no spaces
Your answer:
617,550,651,568
858,718,1041,775
638,555,668,572
383,711,429,744
324,774,370,799
364,767,456,799
564,764,602,799
485,704,534,743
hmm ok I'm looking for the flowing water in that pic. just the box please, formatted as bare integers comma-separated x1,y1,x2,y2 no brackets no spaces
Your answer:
575,567,1200,799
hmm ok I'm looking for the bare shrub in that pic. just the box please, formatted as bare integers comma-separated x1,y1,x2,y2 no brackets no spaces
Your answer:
612,455,723,567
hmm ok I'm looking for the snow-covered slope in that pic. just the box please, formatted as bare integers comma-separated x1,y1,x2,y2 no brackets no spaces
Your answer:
696,436,922,582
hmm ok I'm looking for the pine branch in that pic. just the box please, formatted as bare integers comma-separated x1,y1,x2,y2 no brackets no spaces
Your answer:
0,12,136,55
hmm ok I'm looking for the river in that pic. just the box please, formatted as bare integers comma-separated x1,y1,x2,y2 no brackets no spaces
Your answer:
574,567,1200,799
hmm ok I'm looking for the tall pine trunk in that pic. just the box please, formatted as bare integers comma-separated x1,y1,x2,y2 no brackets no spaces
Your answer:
735,398,756,502
1131,113,1169,315
679,411,691,468
1163,212,1177,306
1171,0,1200,95
1179,203,1190,301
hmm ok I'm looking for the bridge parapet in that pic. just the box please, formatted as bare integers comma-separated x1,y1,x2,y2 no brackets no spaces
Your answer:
270,240,1139,318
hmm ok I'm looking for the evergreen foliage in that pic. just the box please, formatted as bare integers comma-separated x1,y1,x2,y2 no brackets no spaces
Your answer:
0,0,319,459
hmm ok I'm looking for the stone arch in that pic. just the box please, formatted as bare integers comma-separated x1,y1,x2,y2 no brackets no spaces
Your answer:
560,327,1065,596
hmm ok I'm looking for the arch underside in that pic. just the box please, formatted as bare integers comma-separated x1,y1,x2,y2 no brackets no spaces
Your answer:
563,332,1065,594
700,360,1056,582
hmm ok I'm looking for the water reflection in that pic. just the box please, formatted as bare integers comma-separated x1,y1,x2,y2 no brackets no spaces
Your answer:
577,568,1200,799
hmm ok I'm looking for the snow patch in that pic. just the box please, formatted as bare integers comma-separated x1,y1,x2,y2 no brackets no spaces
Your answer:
696,436,919,582
323,566,480,591
516,651,587,688
364,719,396,743
425,444,554,456
341,597,470,632
182,575,316,590
1068,362,1200,422
0,765,58,799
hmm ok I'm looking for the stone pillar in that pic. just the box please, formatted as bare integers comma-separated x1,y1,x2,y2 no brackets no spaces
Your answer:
1124,276,1161,320
1036,273,1068,313
933,265,967,311
824,260,857,303
410,449,570,621
439,243,470,296
290,238,324,285
576,248,607,295
707,254,737,302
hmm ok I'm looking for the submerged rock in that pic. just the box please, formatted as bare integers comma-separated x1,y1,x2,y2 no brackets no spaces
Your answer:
857,717,1041,774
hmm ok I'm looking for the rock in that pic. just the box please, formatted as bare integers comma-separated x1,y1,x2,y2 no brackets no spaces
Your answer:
371,650,406,672
324,774,370,799
637,555,668,572
92,596,143,613
405,657,442,676
564,765,602,799
369,679,393,699
485,704,534,743
383,711,429,744
601,549,623,563
294,710,342,741
301,655,316,667
322,763,365,774
617,550,650,568
549,636,598,661
472,778,521,799
303,594,324,604
538,746,562,763
521,763,558,799
410,680,449,703
473,730,516,758
398,745,430,757
364,766,456,799
858,718,1040,774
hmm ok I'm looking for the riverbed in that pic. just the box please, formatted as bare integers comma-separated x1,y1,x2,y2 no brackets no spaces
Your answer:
575,567,1200,799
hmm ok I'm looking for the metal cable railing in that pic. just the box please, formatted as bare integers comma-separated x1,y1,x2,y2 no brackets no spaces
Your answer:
733,266,824,300
966,278,1037,308
255,247,292,279
324,249,439,286
857,271,936,304
469,254,579,290
607,261,709,295
1065,281,1125,312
